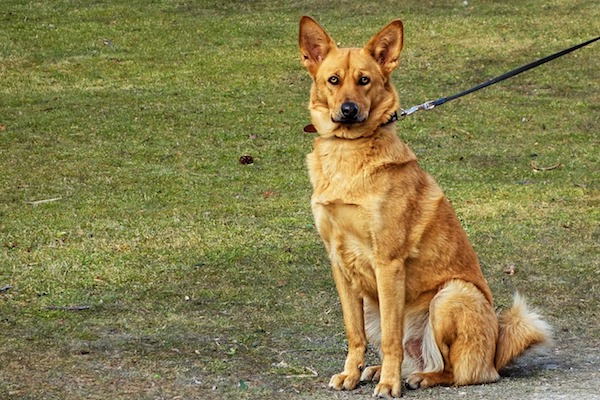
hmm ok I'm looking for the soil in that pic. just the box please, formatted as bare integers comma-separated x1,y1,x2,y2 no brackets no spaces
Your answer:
293,335,600,400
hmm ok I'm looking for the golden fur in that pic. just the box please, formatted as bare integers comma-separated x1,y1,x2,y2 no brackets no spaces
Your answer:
298,16,551,398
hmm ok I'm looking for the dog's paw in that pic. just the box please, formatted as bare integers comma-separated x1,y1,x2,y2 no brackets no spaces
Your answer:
406,372,432,390
373,381,402,398
360,365,381,382
329,371,360,391
405,373,423,390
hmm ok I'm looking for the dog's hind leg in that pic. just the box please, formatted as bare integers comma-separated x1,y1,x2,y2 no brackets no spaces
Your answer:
361,365,382,382
406,280,500,389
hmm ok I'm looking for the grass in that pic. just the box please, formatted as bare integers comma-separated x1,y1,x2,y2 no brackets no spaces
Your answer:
1,0,598,399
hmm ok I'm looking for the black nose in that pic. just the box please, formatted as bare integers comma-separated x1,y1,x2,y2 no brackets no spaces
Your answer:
341,102,359,120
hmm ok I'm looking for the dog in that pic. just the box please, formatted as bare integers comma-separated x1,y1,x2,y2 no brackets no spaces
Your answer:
298,16,551,398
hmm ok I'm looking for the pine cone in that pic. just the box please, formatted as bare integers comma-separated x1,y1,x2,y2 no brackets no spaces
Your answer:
239,155,254,165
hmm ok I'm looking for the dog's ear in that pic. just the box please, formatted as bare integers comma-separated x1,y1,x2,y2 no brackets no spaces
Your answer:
364,19,404,75
299,16,336,77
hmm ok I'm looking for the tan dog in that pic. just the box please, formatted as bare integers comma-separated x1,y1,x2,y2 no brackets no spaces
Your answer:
298,16,551,398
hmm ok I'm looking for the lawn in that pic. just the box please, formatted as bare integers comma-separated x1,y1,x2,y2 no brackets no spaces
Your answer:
0,1,598,399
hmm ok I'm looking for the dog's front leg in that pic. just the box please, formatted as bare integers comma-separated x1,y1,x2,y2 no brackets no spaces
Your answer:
373,262,405,398
328,262,367,392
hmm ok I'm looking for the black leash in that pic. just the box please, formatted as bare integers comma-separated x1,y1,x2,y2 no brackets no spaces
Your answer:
400,35,600,118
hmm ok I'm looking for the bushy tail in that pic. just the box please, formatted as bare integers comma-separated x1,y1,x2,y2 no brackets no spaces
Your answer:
495,293,552,371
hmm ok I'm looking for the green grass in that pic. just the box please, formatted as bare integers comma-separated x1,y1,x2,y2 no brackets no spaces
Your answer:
1,0,598,399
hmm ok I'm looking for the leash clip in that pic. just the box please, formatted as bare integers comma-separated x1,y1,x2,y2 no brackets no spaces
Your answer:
399,100,436,119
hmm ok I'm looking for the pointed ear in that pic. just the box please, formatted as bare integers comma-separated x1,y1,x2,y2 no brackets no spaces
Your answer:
299,16,337,77
364,19,403,75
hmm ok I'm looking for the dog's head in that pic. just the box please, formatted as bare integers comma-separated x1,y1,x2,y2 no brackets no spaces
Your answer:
299,16,403,139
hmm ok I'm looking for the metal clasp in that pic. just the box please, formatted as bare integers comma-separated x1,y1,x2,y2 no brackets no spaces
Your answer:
399,100,436,119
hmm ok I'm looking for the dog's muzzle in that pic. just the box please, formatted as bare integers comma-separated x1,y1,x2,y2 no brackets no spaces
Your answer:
333,101,365,124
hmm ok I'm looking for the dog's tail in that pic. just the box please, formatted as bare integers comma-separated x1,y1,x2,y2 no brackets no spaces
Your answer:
495,293,552,371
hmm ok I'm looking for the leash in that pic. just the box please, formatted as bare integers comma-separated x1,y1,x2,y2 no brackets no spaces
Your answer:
399,35,600,119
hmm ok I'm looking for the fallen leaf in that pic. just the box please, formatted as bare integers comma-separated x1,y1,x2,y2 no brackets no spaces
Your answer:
504,265,516,275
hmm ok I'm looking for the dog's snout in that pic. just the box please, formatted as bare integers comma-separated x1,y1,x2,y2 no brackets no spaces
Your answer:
341,102,359,120
333,102,364,125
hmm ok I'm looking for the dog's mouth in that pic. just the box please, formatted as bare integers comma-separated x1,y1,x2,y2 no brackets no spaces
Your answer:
332,117,365,125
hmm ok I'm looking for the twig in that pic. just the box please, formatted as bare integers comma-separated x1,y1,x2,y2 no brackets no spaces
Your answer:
285,366,319,379
453,127,474,139
277,349,318,355
45,305,91,311
0,285,13,293
531,161,562,171
25,197,62,205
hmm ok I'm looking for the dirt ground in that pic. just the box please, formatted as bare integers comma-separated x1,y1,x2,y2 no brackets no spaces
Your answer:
286,335,600,400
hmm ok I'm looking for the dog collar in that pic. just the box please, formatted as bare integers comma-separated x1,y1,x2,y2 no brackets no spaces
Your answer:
303,111,398,134
303,123,317,133
381,111,399,127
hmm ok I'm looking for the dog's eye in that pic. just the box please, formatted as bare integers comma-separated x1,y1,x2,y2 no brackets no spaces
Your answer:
358,76,370,86
328,76,339,85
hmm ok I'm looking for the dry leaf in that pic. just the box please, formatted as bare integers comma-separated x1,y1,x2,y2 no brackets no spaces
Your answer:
504,265,516,275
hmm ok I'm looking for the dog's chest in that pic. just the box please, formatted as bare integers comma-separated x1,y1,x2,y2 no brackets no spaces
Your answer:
307,149,380,296
307,149,376,244
314,199,378,296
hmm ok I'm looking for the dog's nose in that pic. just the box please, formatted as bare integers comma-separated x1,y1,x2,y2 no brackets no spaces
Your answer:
341,102,359,120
